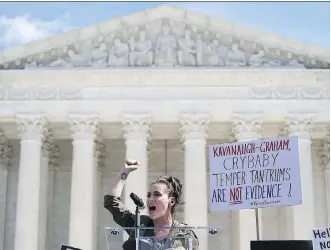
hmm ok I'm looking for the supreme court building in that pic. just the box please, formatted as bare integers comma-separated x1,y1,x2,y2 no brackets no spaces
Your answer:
0,5,329,250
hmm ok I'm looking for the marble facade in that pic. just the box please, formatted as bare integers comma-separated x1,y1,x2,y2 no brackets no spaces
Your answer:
0,5,330,250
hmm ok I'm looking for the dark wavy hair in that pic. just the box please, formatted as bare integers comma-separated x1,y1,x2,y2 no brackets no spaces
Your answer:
151,176,184,214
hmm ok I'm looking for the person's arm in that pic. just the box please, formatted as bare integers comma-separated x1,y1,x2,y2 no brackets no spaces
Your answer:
110,167,129,197
104,160,139,230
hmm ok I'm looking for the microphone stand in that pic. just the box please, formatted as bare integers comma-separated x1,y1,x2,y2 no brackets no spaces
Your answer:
134,205,141,249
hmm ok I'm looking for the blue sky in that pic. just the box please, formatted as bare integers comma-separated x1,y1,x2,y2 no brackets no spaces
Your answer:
0,1,329,51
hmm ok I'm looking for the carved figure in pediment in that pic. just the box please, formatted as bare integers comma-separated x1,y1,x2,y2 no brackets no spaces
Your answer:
225,43,246,67
195,34,204,66
177,30,198,66
287,57,305,68
203,30,212,41
249,50,266,67
25,54,50,68
265,60,283,67
67,49,90,67
36,54,52,67
90,43,108,67
154,23,178,67
203,40,227,66
108,38,130,67
47,57,72,67
129,30,153,67
25,59,38,68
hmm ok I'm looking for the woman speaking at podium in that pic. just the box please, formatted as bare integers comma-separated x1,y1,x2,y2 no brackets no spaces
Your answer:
104,160,199,250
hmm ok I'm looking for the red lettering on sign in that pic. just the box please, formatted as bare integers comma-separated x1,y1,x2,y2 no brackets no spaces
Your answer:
229,187,243,205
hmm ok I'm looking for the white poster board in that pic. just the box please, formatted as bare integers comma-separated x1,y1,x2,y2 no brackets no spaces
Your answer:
209,136,302,212
313,227,330,250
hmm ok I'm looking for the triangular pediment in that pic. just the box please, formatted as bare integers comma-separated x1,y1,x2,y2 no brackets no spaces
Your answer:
0,5,329,69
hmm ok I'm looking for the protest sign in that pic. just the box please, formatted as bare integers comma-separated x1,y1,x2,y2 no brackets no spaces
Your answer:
209,136,302,212
312,227,330,250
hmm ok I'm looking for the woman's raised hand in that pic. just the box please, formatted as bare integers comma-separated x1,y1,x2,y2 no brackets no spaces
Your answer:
124,160,139,173
111,160,140,196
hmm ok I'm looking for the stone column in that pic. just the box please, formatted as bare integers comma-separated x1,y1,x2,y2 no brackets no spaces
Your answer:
68,114,99,250
46,144,59,250
283,114,315,239
180,113,209,250
94,137,105,250
38,130,53,250
14,114,47,250
312,141,327,228
231,113,262,250
321,136,330,227
122,114,151,215
0,131,11,250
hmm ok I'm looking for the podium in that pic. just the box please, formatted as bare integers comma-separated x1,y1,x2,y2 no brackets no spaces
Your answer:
105,226,221,250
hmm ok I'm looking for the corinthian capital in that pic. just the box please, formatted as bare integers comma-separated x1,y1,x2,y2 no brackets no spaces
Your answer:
16,114,47,141
232,113,262,141
122,114,151,141
179,113,209,141
68,114,99,140
284,113,315,140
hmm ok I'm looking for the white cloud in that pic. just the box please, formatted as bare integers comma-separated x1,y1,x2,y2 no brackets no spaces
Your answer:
0,13,74,50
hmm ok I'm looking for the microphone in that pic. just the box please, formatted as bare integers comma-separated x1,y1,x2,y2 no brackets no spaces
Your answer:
130,192,145,209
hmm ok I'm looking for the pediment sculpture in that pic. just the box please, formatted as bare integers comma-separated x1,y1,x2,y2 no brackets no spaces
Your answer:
0,18,329,69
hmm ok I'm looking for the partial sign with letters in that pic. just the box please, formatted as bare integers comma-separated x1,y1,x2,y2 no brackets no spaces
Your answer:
312,227,330,250
209,136,302,211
